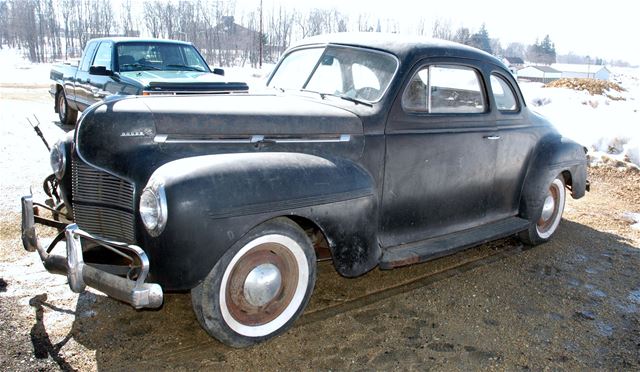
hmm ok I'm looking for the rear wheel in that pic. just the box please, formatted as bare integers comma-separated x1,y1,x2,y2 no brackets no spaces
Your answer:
57,90,77,125
191,218,316,347
519,176,566,245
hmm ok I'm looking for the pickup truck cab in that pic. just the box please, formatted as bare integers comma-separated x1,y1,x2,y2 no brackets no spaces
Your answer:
50,37,249,124
26,33,588,348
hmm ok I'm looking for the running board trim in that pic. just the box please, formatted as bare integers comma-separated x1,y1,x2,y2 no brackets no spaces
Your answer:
380,217,530,269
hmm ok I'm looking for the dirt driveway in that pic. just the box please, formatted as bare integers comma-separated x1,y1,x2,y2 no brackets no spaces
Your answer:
1,88,639,371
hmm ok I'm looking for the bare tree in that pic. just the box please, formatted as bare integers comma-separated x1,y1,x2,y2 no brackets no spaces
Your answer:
505,42,526,59
432,19,453,40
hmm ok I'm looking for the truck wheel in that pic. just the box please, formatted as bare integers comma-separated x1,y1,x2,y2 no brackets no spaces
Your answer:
519,176,566,245
57,90,77,125
191,218,316,347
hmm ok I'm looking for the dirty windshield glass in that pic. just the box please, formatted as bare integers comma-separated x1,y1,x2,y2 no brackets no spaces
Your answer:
116,43,210,72
268,46,398,103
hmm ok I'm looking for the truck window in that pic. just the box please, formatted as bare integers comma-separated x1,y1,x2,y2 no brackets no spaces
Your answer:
92,42,113,69
79,42,98,72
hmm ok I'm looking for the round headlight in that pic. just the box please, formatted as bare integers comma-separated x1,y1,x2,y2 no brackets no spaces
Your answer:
50,141,66,180
140,183,167,237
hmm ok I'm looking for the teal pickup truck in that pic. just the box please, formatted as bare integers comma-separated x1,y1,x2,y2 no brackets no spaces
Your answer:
50,37,249,125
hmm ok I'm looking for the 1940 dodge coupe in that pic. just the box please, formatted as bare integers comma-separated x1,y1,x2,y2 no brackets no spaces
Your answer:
22,33,588,347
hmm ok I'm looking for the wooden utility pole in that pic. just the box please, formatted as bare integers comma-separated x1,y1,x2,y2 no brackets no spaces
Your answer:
259,0,263,68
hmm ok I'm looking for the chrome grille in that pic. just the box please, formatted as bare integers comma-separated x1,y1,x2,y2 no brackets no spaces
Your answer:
72,159,136,243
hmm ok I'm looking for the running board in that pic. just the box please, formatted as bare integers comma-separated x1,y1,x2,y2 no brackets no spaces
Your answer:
380,217,530,269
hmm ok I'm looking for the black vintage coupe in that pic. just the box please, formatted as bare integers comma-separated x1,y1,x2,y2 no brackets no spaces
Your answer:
22,33,588,347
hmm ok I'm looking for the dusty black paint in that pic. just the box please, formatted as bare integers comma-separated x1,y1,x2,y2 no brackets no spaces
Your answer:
52,33,587,290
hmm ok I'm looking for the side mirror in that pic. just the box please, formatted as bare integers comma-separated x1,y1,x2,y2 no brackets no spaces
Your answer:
89,66,113,76
213,68,225,76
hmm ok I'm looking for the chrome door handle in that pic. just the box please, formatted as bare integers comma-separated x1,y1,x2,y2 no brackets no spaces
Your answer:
483,135,501,140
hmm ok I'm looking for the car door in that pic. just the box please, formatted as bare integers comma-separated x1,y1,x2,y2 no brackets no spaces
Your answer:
380,60,499,248
71,40,98,110
488,70,548,219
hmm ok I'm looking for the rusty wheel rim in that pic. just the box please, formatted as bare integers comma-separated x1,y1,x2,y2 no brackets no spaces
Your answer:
225,242,298,326
219,234,309,337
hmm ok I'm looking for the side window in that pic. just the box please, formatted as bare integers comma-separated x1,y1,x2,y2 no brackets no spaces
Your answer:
402,68,429,112
92,42,113,69
402,65,486,114
430,66,485,113
79,42,98,72
490,74,518,111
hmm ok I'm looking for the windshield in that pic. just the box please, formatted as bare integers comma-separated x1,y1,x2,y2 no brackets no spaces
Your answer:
268,46,398,103
116,42,210,72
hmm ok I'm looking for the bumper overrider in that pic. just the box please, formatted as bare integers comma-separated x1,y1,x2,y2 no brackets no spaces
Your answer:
21,195,163,309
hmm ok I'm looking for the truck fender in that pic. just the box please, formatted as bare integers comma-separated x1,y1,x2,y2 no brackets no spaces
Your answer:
144,152,378,289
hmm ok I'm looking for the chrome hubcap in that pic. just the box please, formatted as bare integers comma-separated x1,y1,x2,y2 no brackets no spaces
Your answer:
541,195,555,221
59,95,66,117
243,263,282,307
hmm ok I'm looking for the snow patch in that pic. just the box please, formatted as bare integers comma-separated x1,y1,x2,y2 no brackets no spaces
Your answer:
520,67,640,167
622,212,640,231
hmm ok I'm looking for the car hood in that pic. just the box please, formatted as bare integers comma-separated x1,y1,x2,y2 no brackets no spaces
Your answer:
120,70,230,85
75,94,364,180
146,94,362,136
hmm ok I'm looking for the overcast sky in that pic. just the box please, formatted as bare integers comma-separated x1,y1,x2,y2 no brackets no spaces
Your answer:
249,0,638,64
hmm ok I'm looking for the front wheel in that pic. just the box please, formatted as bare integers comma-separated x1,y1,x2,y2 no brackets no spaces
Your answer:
519,176,566,245
57,90,77,125
191,218,316,347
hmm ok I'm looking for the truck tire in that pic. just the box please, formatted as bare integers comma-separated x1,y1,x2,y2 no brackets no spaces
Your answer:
519,175,566,245
191,217,316,347
57,90,78,125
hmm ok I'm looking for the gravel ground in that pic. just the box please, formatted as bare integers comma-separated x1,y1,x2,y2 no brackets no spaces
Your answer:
1,87,639,370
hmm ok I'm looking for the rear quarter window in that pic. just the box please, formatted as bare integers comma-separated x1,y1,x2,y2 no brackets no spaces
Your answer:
490,74,518,111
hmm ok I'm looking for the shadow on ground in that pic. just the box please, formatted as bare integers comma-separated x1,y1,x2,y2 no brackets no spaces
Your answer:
28,220,640,370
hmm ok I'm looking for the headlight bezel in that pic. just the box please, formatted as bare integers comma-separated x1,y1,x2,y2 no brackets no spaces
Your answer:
139,180,168,237
50,141,66,180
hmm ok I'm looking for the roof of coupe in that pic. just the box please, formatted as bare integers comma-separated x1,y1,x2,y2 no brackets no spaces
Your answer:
291,32,504,67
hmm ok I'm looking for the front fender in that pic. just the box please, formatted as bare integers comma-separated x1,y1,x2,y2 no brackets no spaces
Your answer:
144,152,377,289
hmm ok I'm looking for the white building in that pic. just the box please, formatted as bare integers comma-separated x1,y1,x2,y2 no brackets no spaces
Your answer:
551,63,611,80
516,66,562,83
502,57,524,75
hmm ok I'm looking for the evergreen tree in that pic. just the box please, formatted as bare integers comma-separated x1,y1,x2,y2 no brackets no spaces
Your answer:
540,34,556,64
527,36,556,64
469,24,492,54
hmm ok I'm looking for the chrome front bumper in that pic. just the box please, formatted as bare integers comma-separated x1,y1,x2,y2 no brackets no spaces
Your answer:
21,195,163,309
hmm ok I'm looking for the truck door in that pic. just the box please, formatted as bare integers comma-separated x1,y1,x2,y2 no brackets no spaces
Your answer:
85,41,115,105
73,41,99,110
380,61,499,248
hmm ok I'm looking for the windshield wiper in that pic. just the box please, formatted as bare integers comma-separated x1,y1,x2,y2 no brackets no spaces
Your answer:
301,90,373,107
325,93,373,107
165,64,205,72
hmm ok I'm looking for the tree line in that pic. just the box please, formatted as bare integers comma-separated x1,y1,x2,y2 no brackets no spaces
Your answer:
0,0,621,67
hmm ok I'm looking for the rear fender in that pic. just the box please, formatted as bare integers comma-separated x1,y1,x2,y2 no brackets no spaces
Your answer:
520,135,588,220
